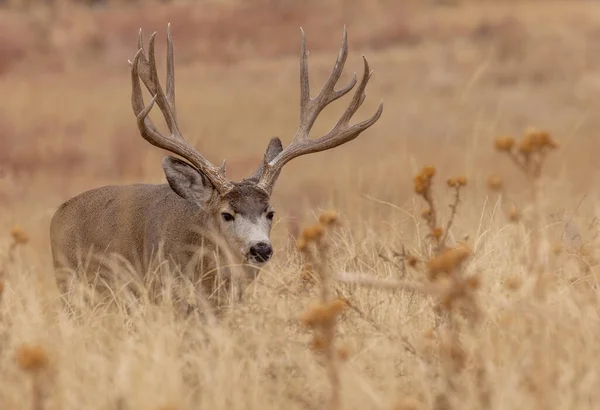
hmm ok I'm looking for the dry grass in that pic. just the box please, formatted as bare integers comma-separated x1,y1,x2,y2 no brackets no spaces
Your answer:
1,0,600,409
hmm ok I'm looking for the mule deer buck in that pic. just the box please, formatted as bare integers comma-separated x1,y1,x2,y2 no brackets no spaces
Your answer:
50,24,383,307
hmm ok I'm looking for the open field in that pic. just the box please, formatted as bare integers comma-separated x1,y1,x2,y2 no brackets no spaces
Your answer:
1,0,600,409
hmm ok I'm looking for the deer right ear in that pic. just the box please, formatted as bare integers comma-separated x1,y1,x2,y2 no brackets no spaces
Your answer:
162,156,216,205
246,137,284,185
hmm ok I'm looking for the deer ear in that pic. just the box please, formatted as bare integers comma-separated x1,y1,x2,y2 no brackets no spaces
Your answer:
246,137,284,184
263,137,284,163
162,156,216,205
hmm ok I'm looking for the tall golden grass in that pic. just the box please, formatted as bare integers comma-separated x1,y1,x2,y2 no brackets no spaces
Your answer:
1,1,599,409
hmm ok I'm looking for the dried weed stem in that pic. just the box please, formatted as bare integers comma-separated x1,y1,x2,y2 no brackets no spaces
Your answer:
345,167,487,409
492,129,559,298
298,211,346,410
414,167,467,253
0,225,30,307
15,344,50,410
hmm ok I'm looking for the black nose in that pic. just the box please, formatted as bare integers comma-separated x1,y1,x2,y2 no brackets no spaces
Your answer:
249,242,273,262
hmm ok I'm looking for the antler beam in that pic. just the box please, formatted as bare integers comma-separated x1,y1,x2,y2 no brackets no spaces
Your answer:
130,24,233,193
257,26,383,192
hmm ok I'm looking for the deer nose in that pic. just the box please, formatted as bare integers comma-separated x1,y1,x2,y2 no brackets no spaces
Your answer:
249,242,273,262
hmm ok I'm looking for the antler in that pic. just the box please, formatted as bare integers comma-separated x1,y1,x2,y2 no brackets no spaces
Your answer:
130,24,232,193
256,26,383,193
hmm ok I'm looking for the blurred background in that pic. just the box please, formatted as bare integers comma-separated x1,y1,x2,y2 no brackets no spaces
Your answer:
0,0,598,243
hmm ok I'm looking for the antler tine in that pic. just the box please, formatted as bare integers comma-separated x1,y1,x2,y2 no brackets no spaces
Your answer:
131,28,176,124
299,28,309,120
166,23,176,121
297,26,357,138
131,49,165,150
130,26,231,193
256,27,383,192
147,31,179,135
333,56,380,130
130,48,179,154
318,26,358,104
130,29,156,96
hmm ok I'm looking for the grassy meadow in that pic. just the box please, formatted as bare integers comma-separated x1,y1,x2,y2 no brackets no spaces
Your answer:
1,0,600,409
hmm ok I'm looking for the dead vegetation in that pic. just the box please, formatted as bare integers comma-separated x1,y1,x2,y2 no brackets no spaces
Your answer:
1,1,600,409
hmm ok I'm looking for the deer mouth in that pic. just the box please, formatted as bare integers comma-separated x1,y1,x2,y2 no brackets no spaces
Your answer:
247,259,268,267
246,254,272,266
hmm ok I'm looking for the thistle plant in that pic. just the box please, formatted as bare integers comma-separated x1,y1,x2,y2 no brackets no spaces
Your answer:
490,128,560,298
297,211,348,410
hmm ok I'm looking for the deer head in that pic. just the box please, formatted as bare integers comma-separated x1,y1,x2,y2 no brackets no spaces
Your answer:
129,24,383,266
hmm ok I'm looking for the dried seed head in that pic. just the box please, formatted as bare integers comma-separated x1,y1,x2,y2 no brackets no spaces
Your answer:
507,206,521,222
10,225,29,245
413,174,428,195
301,298,348,328
414,166,436,195
518,137,534,155
494,136,515,152
407,255,419,267
318,210,339,226
456,176,467,186
15,344,48,373
309,334,329,352
431,227,443,240
427,244,472,280
301,224,325,243
525,129,559,150
487,175,504,191
447,178,456,187
423,166,436,178
296,237,308,251
328,298,348,319
503,275,522,291
519,128,559,155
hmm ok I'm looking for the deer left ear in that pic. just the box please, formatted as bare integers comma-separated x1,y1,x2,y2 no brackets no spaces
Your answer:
245,137,284,185
263,137,284,162
162,156,217,206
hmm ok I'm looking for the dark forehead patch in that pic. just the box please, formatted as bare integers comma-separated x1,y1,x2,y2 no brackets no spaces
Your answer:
223,183,270,216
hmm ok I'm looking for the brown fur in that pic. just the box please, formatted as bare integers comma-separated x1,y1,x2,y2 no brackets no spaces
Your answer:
50,180,271,305
50,26,382,309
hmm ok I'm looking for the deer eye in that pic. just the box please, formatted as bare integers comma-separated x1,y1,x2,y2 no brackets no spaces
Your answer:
221,212,235,222
266,211,275,221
